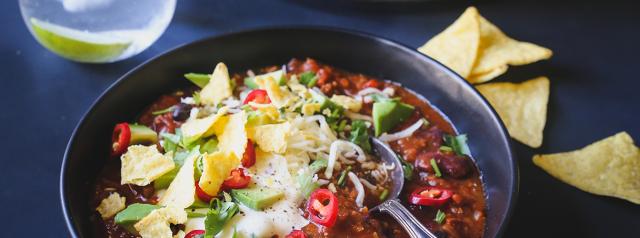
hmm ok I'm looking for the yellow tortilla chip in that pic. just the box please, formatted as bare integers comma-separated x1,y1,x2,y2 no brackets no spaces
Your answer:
533,132,640,204
476,77,549,148
216,111,248,159
180,107,228,144
121,145,175,186
255,76,295,108
159,154,197,209
96,192,126,219
134,206,188,238
302,103,321,116
418,7,480,78
330,95,362,112
468,13,553,83
198,151,241,196
248,122,291,154
200,62,233,105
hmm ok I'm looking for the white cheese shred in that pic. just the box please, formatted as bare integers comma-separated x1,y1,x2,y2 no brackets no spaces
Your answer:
325,140,366,178
378,119,424,142
348,172,365,208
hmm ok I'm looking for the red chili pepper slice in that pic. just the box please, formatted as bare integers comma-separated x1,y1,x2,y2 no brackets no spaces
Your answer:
409,187,453,207
111,123,131,156
242,139,256,168
222,168,251,190
307,189,338,227
195,180,214,203
243,89,271,105
184,229,205,238
285,230,307,238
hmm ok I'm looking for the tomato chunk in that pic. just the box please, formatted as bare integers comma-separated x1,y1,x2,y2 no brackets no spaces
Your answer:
111,123,131,156
222,168,251,190
307,189,338,227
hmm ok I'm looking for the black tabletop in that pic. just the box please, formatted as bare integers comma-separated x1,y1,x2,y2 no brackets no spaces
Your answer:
2,0,638,237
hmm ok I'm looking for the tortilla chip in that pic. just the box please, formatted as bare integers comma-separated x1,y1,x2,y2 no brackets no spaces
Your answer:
468,14,553,83
134,207,188,238
198,151,240,196
200,62,233,105
180,107,228,145
121,145,175,186
96,192,126,219
255,76,296,108
216,111,248,159
476,77,549,148
248,122,291,154
418,7,480,78
158,154,197,209
330,95,362,112
533,132,640,204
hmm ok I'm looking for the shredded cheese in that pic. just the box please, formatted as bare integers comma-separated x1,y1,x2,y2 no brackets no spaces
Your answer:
348,172,365,208
325,140,366,178
378,119,424,142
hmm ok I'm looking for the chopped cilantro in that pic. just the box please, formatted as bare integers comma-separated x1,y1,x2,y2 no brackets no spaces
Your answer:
397,154,414,180
434,210,446,224
349,120,372,153
379,188,389,201
430,158,442,177
299,71,318,87
443,134,471,156
204,199,239,238
337,165,352,187
152,105,176,115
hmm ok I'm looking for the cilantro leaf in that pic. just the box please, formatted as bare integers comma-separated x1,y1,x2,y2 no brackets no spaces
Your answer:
204,199,239,237
299,71,318,87
434,209,446,224
349,120,372,153
443,134,471,156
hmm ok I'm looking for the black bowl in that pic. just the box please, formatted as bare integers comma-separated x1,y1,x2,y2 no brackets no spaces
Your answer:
61,27,517,237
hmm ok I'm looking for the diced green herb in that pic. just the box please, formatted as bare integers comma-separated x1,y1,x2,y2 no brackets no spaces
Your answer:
439,146,453,152
337,120,348,132
434,209,446,224
299,71,318,88
430,158,442,177
187,211,207,218
337,166,352,187
443,134,471,156
397,154,414,180
297,159,328,198
184,73,210,88
349,120,372,153
379,188,389,201
204,199,239,238
152,106,176,115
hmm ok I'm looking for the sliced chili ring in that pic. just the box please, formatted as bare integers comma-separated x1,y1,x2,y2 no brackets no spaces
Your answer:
184,229,205,238
409,187,453,207
222,168,251,190
195,180,214,203
307,189,338,227
285,230,307,238
111,123,131,156
242,139,256,168
243,89,271,105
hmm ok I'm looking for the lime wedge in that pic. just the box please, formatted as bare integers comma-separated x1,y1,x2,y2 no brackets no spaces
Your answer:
29,18,132,63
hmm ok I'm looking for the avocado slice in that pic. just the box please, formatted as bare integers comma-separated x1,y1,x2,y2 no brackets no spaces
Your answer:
114,203,161,231
372,101,415,136
129,124,158,145
231,187,284,210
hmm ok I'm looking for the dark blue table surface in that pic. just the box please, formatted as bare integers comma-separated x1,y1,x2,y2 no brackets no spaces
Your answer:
1,0,638,237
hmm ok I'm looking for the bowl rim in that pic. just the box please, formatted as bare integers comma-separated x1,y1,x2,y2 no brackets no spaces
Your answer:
60,25,518,237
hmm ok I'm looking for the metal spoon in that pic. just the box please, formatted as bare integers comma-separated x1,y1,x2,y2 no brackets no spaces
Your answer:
370,137,438,238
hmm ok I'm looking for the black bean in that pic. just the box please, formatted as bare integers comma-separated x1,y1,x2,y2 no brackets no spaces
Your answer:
171,103,192,121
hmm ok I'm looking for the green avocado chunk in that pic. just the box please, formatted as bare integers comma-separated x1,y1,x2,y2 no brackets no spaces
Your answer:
114,203,161,229
129,124,158,145
372,101,415,136
231,187,284,210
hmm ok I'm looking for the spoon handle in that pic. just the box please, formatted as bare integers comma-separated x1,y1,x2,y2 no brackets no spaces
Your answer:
376,199,439,238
